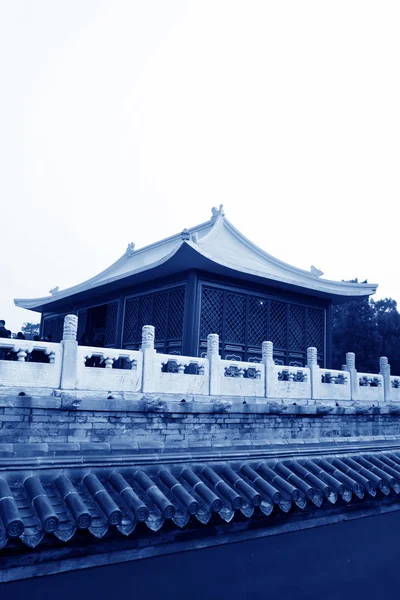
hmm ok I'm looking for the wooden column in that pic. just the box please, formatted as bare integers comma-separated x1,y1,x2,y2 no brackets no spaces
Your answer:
182,270,198,357
115,294,124,349
325,301,333,368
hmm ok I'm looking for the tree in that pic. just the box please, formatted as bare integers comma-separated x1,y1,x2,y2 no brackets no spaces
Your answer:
332,279,400,375
332,279,382,373
21,322,40,340
372,298,400,375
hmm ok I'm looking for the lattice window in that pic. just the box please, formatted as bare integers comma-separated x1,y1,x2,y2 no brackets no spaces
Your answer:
123,286,185,347
77,309,88,343
153,291,168,340
167,287,185,339
288,305,306,351
200,288,224,338
307,308,325,354
248,296,268,346
123,297,139,344
138,294,153,333
270,301,287,349
105,302,118,347
225,293,246,344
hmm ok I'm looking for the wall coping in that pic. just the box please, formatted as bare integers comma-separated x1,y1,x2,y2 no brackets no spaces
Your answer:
1,389,400,415
1,435,400,467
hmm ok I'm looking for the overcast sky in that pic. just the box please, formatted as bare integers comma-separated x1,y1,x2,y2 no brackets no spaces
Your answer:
1,1,399,333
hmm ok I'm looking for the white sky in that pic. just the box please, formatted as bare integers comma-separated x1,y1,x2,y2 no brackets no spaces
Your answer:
1,1,399,333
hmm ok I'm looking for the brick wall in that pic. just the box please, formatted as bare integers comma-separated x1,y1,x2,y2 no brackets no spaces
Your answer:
1,403,400,444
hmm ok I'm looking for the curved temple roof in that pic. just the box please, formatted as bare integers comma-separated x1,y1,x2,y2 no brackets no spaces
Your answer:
0,445,399,550
15,207,377,311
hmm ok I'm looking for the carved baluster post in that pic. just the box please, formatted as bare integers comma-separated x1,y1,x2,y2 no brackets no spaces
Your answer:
15,345,29,362
345,352,358,401
60,315,78,390
141,325,156,394
262,341,274,398
306,347,318,400
380,356,391,403
207,334,220,396
104,354,115,369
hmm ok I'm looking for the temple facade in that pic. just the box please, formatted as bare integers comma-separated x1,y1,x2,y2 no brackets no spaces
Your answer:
15,206,377,368
4,213,400,595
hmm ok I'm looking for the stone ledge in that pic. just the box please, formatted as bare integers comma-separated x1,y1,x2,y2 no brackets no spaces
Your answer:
0,390,398,416
1,435,400,466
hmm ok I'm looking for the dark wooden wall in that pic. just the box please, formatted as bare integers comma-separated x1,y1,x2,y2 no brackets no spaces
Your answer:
40,270,331,366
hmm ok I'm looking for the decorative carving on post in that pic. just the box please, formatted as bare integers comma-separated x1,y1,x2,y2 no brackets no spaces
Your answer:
380,356,392,403
262,341,274,399
345,352,357,401
63,315,78,341
346,352,355,370
207,334,220,396
141,326,155,350
60,315,78,390
262,341,273,363
306,347,318,399
306,347,318,367
379,356,389,374
141,326,156,394
207,334,219,358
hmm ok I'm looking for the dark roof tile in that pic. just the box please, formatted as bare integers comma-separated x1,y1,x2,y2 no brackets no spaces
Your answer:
2,447,400,550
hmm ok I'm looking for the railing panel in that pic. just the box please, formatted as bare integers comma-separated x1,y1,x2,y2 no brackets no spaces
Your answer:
220,360,265,397
357,372,383,401
76,346,142,392
316,368,351,400
391,377,400,402
151,354,209,395
267,365,311,399
0,340,62,388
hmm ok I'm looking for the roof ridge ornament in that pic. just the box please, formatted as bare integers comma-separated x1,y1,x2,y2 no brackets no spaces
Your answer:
126,242,136,257
310,265,324,278
180,228,191,240
49,286,60,295
211,204,225,222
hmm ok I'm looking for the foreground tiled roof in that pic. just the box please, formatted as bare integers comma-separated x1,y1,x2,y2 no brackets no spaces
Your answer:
2,446,400,550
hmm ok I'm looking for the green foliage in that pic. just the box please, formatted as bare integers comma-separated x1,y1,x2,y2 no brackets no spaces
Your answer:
332,282,400,374
21,322,40,340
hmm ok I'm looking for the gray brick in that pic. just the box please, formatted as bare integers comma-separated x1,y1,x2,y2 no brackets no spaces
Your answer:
3,408,29,415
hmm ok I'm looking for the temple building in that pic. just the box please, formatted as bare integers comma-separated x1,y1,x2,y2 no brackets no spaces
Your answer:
4,208,400,598
15,206,376,366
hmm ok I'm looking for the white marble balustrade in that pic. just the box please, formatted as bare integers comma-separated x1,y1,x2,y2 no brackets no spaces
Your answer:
219,359,265,397
0,339,62,388
391,377,400,402
0,316,399,402
315,368,351,401
148,354,209,395
265,364,310,399
76,346,142,392
357,372,383,402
